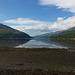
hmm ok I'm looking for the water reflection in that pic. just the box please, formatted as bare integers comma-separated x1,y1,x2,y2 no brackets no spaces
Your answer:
16,38,66,48
0,38,74,49
33,38,75,48
0,39,30,47
16,38,74,49
50,39,75,48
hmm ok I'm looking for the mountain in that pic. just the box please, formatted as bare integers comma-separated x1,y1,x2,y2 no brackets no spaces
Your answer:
54,26,75,36
50,27,75,46
67,26,75,31
50,26,75,38
50,32,75,41
34,33,52,38
49,27,75,48
0,23,31,39
34,26,75,38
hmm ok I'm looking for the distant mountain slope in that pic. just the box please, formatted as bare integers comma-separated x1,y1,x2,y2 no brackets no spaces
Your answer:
50,26,75,38
54,26,75,35
34,33,53,38
67,26,75,31
50,27,75,45
34,26,75,38
50,32,75,39
0,23,31,39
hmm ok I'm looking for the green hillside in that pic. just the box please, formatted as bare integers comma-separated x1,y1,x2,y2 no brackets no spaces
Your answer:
50,26,75,41
50,32,75,46
50,32,75,40
0,23,31,39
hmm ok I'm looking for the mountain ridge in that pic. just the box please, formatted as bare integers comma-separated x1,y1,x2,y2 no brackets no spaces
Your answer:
34,26,75,38
0,23,31,39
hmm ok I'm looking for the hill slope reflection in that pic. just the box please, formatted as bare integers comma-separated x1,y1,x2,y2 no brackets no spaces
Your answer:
0,39,30,47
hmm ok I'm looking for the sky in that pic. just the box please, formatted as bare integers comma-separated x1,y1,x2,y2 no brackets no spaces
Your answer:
0,0,75,36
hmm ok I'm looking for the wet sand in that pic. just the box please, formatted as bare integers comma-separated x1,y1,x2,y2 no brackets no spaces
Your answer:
0,48,75,75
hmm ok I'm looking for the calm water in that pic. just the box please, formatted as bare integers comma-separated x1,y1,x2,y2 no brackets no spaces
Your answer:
16,38,66,48
0,38,74,48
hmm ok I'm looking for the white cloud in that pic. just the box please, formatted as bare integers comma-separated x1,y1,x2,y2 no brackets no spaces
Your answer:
39,0,75,13
4,17,75,36
49,16,75,31
4,18,44,24
57,17,64,21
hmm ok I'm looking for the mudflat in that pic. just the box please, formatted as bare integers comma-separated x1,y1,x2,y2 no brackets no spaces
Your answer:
0,48,75,72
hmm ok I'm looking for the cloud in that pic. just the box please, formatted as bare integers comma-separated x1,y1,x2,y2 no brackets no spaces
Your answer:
49,16,75,31
4,18,44,24
4,17,75,36
39,0,75,13
57,17,64,21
